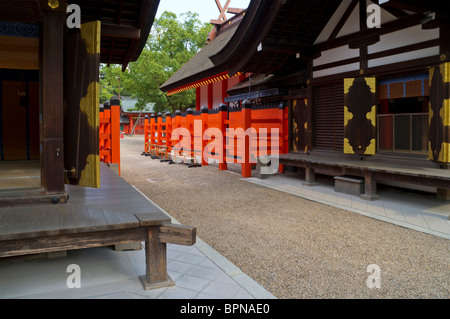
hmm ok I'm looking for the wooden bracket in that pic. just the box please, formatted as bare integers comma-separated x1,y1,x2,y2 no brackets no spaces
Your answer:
159,224,197,246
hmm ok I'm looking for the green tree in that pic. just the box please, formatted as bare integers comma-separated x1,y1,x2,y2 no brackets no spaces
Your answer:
126,11,210,113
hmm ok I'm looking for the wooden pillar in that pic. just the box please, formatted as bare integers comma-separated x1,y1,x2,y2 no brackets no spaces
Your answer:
110,97,121,175
221,78,228,103
143,115,150,154
40,8,65,194
218,103,228,171
196,87,201,111
241,99,252,178
303,163,317,186
140,227,174,290
200,106,209,166
207,83,213,110
361,171,380,201
278,103,285,174
164,112,172,161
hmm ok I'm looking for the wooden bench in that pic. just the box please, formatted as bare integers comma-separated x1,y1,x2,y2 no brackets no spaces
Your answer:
280,153,450,201
0,164,196,290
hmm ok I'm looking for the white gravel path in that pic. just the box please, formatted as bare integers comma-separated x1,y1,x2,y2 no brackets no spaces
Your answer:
120,136,449,299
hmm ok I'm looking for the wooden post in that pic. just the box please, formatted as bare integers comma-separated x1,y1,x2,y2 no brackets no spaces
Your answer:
40,9,65,194
200,106,209,166
143,115,149,154
221,78,228,103
110,96,121,175
196,87,201,111
140,227,174,290
218,103,228,171
360,171,380,201
150,113,156,156
278,102,285,174
207,83,213,110
241,99,252,178
303,163,317,186
164,112,172,160
186,108,195,164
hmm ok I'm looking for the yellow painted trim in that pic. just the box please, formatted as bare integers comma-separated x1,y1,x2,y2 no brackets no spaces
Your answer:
81,21,101,55
364,139,376,155
366,105,376,127
80,82,100,128
365,77,376,93
344,78,354,94
441,99,450,127
79,154,101,188
344,106,353,126
344,138,355,154
440,62,450,83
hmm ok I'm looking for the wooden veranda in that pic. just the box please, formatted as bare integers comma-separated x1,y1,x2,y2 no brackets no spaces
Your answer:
0,163,196,290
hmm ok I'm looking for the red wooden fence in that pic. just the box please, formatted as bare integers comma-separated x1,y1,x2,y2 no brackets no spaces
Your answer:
143,101,288,178
99,100,121,175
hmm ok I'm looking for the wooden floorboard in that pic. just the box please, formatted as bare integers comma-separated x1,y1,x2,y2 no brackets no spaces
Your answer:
0,163,170,241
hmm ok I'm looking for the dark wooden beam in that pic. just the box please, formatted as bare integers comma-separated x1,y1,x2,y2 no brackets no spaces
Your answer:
101,24,141,39
258,39,311,55
328,0,359,41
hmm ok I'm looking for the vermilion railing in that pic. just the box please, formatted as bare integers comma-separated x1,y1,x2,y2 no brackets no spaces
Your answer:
143,102,289,178
99,99,121,175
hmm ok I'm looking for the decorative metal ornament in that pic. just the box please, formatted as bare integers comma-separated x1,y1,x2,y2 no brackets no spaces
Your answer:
48,0,59,10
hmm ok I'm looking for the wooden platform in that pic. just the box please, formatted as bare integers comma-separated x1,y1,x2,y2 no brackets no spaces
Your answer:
280,152,450,200
0,163,196,290
0,161,41,190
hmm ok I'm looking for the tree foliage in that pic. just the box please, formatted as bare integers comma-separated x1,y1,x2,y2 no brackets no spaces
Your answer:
100,11,211,113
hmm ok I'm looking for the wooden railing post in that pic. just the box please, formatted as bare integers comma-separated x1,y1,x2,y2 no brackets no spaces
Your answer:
164,112,172,161
218,103,228,171
143,115,149,155
149,113,156,156
186,108,196,165
110,96,121,175
200,106,209,166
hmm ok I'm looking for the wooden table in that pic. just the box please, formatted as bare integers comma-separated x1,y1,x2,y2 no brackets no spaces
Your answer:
0,163,196,290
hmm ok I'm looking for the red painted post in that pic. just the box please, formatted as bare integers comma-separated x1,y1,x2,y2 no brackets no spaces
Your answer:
200,106,209,166
278,102,285,174
241,99,252,178
150,113,156,156
110,96,121,175
165,112,172,160
218,103,228,171
196,87,201,111
156,113,163,157
186,108,195,164
143,115,149,154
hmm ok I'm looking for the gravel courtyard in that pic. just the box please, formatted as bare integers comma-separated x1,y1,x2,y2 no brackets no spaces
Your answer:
120,135,449,299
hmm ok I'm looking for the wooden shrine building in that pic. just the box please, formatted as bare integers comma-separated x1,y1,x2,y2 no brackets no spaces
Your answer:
160,2,248,110
0,0,196,290
161,0,450,200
